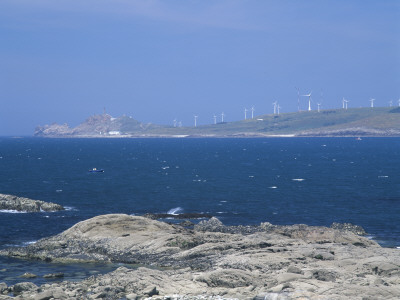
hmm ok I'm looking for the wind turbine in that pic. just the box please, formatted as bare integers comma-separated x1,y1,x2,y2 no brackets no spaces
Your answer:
244,108,248,120
302,92,312,111
194,115,198,127
277,104,281,115
173,119,177,127
251,106,255,119
370,98,375,108
272,101,277,115
344,99,349,110
389,100,393,107
342,97,346,109
398,99,400,107
213,114,217,124
221,112,225,123
317,103,321,112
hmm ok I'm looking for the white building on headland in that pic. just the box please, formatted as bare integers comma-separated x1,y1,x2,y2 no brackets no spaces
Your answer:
108,131,121,135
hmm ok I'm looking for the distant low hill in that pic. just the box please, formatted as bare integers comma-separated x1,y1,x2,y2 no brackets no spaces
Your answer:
35,107,400,138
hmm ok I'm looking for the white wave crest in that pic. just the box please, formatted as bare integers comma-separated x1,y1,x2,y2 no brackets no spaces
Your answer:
23,240,37,246
64,206,78,211
0,209,27,214
167,207,183,215
292,178,305,182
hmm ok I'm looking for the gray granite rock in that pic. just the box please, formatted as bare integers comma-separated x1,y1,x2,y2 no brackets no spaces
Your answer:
0,214,399,299
0,194,63,212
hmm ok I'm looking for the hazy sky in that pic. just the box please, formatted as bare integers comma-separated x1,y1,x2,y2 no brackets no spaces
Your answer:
1,0,399,135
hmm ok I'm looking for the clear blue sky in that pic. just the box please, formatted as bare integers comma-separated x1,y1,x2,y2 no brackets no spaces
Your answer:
1,0,399,135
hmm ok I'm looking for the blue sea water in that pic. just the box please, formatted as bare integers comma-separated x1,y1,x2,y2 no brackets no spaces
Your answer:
0,137,399,285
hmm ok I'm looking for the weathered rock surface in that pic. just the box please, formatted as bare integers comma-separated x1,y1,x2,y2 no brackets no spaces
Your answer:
0,194,64,212
1,214,399,299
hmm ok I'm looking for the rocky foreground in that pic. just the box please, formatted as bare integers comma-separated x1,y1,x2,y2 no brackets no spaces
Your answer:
1,214,399,299
0,194,64,212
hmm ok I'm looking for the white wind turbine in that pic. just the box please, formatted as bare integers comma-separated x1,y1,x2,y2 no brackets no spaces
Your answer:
370,98,375,108
194,115,198,127
398,99,400,107
244,108,248,120
389,100,393,107
221,112,225,123
213,114,217,124
317,103,321,112
277,104,281,115
272,101,277,115
302,92,312,111
344,99,349,110
173,119,177,127
251,106,255,119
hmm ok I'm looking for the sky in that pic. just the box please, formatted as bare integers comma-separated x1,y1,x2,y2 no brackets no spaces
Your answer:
0,0,399,135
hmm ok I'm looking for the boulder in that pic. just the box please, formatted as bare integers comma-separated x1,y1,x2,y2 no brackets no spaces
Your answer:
12,282,38,295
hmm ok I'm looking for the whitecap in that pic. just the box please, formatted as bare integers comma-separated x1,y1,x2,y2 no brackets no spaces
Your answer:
249,176,254,178
216,212,226,214
23,241,37,246
64,206,78,211
0,209,27,214
220,200,227,203
321,144,327,147
56,189,63,192
292,178,305,182
167,207,183,215
162,166,169,170
269,186,278,189
378,175,389,178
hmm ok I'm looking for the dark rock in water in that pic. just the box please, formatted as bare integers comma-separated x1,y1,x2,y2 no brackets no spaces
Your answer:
0,193,64,212
143,213,213,220
20,272,37,278
330,222,367,235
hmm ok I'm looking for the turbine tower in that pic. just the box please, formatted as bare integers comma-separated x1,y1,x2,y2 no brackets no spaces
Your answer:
251,106,255,119
370,98,375,108
244,108,248,120
213,114,217,124
194,115,198,127
221,112,225,123
173,119,177,127
317,103,321,112
344,99,349,110
277,104,281,115
272,101,277,115
342,97,345,109
398,99,400,107
302,92,312,111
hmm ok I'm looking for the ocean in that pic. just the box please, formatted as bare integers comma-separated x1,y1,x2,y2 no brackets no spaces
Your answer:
0,137,399,285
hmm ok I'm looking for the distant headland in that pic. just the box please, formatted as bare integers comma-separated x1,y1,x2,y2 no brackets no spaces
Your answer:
35,107,400,138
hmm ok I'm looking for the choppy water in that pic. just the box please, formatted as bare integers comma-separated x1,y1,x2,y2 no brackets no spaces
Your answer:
0,137,399,285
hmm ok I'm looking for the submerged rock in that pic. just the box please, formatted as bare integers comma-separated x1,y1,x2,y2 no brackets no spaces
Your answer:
0,194,64,212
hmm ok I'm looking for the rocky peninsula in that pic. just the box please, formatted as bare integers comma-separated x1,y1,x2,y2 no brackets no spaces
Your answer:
0,194,64,212
0,214,399,299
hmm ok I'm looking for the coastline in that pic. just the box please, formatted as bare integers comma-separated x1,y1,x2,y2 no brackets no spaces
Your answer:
1,214,399,299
